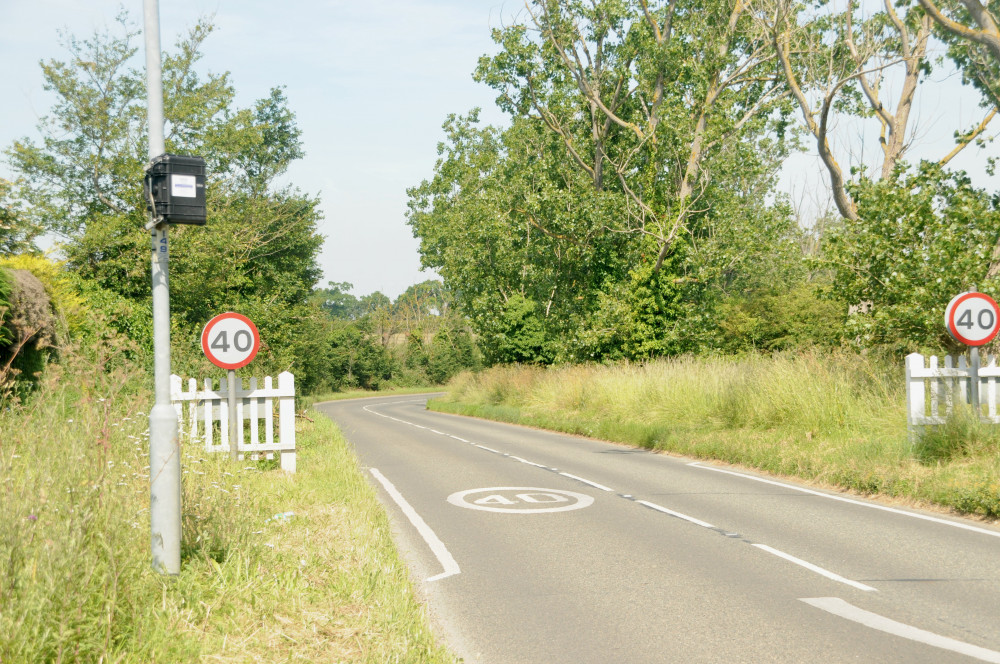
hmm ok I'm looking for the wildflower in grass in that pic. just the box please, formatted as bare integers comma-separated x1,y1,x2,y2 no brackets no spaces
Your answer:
27,514,37,522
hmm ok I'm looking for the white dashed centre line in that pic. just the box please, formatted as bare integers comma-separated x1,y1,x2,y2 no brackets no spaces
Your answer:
558,472,614,492
637,500,716,529
754,544,876,592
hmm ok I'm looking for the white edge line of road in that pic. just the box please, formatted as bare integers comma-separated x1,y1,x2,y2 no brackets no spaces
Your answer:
689,462,1000,539
369,468,460,583
802,597,1000,663
753,544,876,592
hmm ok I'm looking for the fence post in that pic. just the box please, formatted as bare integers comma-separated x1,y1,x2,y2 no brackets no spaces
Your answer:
249,377,260,446
278,371,296,473
170,375,183,436
203,378,213,450
264,375,274,445
987,354,998,419
905,353,925,445
187,378,198,443
958,355,970,405
236,375,245,456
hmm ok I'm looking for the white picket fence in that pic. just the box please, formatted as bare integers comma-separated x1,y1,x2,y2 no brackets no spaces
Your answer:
169,371,296,472
905,353,1000,435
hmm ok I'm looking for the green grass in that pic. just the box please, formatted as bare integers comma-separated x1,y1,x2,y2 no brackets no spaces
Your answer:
431,351,1000,520
0,353,457,662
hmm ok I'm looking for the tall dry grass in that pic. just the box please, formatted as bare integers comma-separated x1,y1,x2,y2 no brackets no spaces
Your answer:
435,352,1000,519
1,348,455,662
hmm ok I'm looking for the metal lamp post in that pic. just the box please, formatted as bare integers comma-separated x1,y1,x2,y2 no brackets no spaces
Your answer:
144,0,181,575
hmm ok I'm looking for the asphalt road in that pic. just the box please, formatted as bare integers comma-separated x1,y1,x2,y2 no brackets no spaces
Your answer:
316,395,1000,664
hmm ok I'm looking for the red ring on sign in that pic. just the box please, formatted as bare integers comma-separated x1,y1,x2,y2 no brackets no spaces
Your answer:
201,312,261,369
946,292,1000,346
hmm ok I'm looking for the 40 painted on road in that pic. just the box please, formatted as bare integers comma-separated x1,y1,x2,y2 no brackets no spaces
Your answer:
447,487,594,514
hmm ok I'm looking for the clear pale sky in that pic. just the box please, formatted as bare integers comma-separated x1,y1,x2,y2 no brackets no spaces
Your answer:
1,1,997,299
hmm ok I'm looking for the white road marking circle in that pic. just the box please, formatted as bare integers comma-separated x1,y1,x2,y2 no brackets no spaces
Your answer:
447,487,594,513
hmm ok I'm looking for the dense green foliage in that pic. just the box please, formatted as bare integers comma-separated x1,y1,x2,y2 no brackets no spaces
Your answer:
0,178,37,254
407,0,831,362
407,0,1000,362
407,108,811,362
831,163,1000,353
306,280,480,390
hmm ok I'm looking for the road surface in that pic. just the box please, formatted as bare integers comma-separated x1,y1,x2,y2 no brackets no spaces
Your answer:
316,395,1000,664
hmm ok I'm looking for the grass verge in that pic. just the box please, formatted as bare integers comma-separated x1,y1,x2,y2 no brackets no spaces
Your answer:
430,352,1000,521
0,353,456,663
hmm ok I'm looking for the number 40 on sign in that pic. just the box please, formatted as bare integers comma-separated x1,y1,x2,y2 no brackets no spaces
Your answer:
201,312,261,369
945,291,1000,347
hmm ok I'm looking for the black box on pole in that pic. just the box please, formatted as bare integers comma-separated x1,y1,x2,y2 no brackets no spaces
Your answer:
144,154,207,225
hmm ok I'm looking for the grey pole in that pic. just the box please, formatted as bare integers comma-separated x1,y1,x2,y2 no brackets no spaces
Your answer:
144,0,181,575
971,345,981,416
968,287,982,419
227,369,238,460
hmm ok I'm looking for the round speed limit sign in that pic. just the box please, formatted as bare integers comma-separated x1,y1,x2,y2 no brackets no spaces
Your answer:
945,292,1000,346
201,312,261,369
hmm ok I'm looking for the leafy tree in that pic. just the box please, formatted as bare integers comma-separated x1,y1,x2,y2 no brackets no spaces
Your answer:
825,161,1000,352
0,179,38,254
357,291,393,346
320,319,393,390
411,1,803,362
477,293,554,365
403,329,430,373
918,0,1000,108
427,322,480,383
394,280,451,335
408,112,633,362
763,0,1000,350
477,0,793,274
311,281,363,320
5,14,325,386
